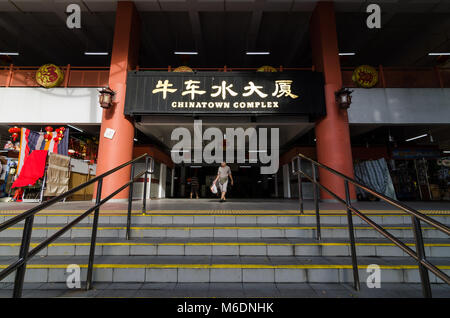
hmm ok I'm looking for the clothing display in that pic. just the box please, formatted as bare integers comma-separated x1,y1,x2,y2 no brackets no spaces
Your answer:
354,158,397,200
11,150,48,189
17,128,69,175
43,153,71,197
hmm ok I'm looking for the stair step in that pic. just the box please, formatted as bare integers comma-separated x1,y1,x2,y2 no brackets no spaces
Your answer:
0,255,449,283
2,213,449,226
0,223,445,239
0,237,448,257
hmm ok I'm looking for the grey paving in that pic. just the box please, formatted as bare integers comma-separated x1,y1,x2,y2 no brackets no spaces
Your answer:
0,282,448,298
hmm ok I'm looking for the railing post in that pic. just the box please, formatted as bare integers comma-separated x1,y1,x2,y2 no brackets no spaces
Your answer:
296,157,303,214
127,163,135,240
86,179,102,290
12,215,35,298
142,157,149,215
345,180,360,291
311,162,321,240
411,215,432,298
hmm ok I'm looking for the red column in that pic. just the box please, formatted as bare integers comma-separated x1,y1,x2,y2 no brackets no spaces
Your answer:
96,1,140,200
309,1,356,201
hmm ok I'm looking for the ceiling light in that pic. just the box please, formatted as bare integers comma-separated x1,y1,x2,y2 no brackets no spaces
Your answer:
428,53,450,56
442,150,450,154
405,134,428,142
84,52,109,56
246,51,270,55
190,166,202,168
174,51,198,55
339,53,356,56
0,52,19,56
67,124,83,132
239,166,251,168
133,138,138,142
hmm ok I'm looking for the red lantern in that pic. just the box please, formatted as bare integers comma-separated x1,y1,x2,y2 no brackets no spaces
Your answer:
53,137,59,142
44,133,52,141
45,126,53,133
8,126,20,142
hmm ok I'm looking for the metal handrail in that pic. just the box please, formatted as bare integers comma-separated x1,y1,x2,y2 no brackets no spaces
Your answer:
0,153,154,298
290,153,450,298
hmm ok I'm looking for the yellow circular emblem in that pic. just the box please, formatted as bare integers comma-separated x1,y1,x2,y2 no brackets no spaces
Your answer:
257,65,277,72
352,65,378,88
173,66,194,72
35,64,64,88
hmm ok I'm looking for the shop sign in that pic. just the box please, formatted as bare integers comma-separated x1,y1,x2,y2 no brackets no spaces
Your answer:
391,148,442,159
35,64,64,88
124,71,326,116
352,65,378,88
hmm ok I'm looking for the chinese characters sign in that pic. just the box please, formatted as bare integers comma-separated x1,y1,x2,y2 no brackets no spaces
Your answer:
124,71,326,116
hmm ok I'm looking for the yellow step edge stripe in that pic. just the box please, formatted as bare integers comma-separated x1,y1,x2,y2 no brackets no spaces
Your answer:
4,226,436,230
0,242,449,247
0,264,449,270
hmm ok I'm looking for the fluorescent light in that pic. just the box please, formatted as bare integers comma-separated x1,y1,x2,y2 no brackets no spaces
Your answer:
248,150,267,153
133,138,138,142
174,51,198,55
405,134,428,142
443,151,450,154
428,53,450,56
239,166,251,168
190,165,202,168
339,52,356,56
246,51,270,55
0,52,19,56
67,124,83,132
84,52,109,56
170,149,190,153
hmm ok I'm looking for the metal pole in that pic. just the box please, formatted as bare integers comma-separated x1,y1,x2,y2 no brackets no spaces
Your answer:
297,157,303,214
39,170,47,204
86,179,102,290
142,157,149,215
127,164,135,240
311,162,321,240
12,215,35,298
411,215,432,298
345,180,360,291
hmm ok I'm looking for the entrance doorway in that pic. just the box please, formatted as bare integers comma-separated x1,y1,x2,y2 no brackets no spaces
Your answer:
174,164,277,199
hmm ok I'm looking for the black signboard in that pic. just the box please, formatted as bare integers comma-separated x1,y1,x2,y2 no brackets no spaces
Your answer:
124,71,326,116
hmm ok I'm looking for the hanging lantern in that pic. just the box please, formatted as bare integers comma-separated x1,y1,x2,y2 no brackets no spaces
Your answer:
8,126,20,141
44,133,52,142
335,88,353,109
98,87,115,109
45,126,53,133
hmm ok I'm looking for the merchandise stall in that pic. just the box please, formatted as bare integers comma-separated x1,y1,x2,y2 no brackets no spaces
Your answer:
1,125,99,202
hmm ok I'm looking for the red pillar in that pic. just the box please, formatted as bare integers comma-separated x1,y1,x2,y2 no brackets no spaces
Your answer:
96,1,140,200
309,1,356,200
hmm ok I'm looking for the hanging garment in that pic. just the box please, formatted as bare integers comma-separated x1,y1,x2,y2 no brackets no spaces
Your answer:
354,158,397,200
17,128,69,175
11,150,48,189
44,153,71,197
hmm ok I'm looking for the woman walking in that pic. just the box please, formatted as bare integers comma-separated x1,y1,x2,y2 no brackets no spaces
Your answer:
213,162,234,202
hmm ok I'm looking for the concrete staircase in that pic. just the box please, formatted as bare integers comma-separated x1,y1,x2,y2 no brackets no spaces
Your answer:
0,210,449,286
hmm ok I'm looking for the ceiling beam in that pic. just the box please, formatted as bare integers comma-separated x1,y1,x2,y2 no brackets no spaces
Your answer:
247,0,265,51
187,0,206,65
